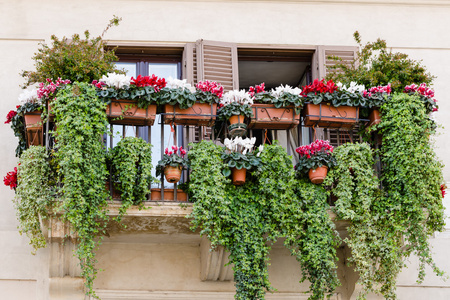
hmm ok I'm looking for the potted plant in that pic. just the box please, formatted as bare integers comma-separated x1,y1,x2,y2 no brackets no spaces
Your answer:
221,137,263,185
218,90,253,137
156,146,189,184
363,83,392,126
302,79,362,127
163,79,222,126
404,83,438,114
95,73,162,125
248,83,303,129
295,139,336,184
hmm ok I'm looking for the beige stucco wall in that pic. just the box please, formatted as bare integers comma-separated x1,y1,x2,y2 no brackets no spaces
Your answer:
1,1,450,299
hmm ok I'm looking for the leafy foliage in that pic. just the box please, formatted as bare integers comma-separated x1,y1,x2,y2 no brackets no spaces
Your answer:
97,85,160,108
21,16,122,87
158,87,197,109
14,146,53,253
326,31,434,93
53,82,110,297
375,93,445,289
324,143,390,299
8,102,42,157
221,151,262,174
109,137,155,221
218,102,254,120
189,141,339,299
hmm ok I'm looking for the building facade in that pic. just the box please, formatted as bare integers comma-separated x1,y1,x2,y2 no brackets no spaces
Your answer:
1,1,450,299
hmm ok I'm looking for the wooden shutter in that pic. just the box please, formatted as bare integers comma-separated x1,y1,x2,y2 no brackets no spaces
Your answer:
313,45,358,80
196,39,239,91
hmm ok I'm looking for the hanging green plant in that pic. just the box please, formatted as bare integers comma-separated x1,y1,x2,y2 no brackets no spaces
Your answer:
189,141,340,300
13,146,54,253
109,136,156,222
52,82,110,297
324,143,391,299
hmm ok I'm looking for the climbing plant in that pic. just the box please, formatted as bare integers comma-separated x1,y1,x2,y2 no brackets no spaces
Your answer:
52,82,110,297
13,146,53,253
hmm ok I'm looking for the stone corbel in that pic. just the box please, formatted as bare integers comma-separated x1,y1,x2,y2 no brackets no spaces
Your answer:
200,236,233,281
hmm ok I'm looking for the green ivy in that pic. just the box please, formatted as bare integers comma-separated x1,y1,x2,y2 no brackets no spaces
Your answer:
109,137,156,222
53,82,110,297
189,141,339,300
14,146,53,253
376,93,445,287
324,143,391,299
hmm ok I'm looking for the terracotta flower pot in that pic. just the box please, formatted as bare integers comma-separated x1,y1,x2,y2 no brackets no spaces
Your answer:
303,103,359,128
249,104,300,129
231,167,247,186
164,103,217,126
164,166,182,183
308,166,328,184
24,111,43,147
150,188,187,202
229,115,245,125
106,99,157,126
369,109,381,126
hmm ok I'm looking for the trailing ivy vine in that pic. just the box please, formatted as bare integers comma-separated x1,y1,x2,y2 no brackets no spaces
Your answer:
189,141,339,300
53,82,110,297
14,146,53,253
324,143,389,299
109,136,155,221
376,93,445,288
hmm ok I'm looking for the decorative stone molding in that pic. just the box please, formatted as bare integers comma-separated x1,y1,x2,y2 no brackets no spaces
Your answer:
200,237,233,281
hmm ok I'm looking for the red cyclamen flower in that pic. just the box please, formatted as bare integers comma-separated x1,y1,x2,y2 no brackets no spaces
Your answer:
5,110,17,124
3,167,18,190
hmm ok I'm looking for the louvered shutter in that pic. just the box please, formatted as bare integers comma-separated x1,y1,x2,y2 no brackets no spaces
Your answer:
196,39,239,92
313,45,358,80
312,46,359,145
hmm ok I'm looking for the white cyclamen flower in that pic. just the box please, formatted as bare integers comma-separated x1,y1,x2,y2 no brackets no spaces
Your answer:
220,90,253,106
270,84,302,99
100,73,132,89
337,82,365,94
18,88,39,104
166,77,195,92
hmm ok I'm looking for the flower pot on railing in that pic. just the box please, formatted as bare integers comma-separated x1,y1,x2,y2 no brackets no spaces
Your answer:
228,115,247,138
369,109,381,126
24,111,43,147
303,103,359,128
164,102,217,126
308,166,328,184
164,166,182,183
232,167,247,186
249,104,300,130
150,188,188,202
106,99,157,126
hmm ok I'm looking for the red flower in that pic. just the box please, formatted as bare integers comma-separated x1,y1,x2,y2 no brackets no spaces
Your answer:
196,80,224,98
301,79,338,96
5,110,17,124
441,184,447,198
3,167,18,190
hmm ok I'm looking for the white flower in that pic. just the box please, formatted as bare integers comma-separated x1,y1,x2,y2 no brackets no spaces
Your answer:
257,144,264,157
220,90,253,107
270,84,302,99
18,88,39,104
166,77,195,92
100,73,131,89
337,81,365,94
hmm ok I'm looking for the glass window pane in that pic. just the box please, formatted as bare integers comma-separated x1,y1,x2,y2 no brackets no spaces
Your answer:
149,63,178,79
115,62,137,78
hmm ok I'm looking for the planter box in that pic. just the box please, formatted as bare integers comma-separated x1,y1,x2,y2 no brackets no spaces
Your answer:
249,104,300,130
106,99,157,126
24,111,43,146
164,103,216,126
303,103,359,128
369,109,381,126
151,188,187,202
